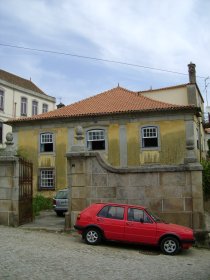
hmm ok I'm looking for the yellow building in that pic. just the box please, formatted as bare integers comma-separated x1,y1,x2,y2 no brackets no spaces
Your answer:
5,63,205,229
7,83,203,197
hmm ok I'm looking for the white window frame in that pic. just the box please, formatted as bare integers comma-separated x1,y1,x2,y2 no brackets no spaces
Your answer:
0,90,4,111
141,126,159,150
21,97,27,116
40,132,54,152
42,103,48,113
87,129,105,150
32,100,38,116
39,169,55,190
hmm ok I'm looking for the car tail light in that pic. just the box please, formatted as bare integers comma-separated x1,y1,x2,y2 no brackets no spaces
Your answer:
77,213,81,220
53,199,56,205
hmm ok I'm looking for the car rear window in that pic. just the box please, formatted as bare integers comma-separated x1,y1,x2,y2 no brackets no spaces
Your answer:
98,205,124,220
56,190,68,199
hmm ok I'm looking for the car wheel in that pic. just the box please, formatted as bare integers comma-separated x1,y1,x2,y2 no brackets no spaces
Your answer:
56,211,64,217
84,228,102,245
160,236,180,255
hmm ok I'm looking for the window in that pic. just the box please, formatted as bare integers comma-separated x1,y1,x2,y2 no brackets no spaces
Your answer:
21,97,27,116
42,103,48,113
39,169,55,189
0,122,2,144
141,126,158,148
128,208,152,223
98,205,124,220
32,100,38,115
40,133,54,152
87,129,105,150
0,90,4,111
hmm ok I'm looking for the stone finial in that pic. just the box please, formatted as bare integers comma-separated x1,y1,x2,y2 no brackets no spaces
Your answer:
70,126,85,152
6,132,13,144
75,126,84,141
0,132,17,156
188,62,196,84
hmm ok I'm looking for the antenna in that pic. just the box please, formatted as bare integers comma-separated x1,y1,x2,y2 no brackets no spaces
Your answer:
204,77,210,106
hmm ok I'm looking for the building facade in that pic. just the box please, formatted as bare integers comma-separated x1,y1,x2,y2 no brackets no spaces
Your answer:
0,69,56,147
5,63,206,229
7,81,205,229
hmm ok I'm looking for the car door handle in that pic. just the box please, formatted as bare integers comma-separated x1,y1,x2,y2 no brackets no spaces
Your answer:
126,222,133,226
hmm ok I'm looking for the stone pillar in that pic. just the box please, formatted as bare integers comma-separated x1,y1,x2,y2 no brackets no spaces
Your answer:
0,133,19,226
65,126,87,229
184,119,197,163
190,167,205,229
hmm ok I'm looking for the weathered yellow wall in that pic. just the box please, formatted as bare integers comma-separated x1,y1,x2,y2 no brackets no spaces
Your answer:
18,127,68,197
127,120,185,165
17,119,186,197
127,123,140,166
159,120,185,164
108,124,120,166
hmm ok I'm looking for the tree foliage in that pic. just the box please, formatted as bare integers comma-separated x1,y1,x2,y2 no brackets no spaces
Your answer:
202,160,210,199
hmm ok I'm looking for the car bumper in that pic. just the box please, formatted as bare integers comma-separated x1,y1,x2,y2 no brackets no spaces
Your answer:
181,239,195,249
74,225,84,231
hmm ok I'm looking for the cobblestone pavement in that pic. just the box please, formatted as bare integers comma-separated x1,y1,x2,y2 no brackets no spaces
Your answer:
1,226,210,280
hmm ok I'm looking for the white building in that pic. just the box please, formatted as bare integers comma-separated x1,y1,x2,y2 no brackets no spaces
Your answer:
0,69,56,147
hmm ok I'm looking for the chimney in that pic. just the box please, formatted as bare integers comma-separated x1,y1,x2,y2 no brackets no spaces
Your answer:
188,62,196,83
57,102,65,109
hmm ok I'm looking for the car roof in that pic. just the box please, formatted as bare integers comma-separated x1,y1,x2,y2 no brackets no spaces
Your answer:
94,202,146,210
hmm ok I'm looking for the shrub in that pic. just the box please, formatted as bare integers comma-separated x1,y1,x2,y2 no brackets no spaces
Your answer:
207,139,210,158
33,194,53,216
202,160,210,200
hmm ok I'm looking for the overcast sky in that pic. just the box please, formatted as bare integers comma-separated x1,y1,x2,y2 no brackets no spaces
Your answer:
0,0,210,107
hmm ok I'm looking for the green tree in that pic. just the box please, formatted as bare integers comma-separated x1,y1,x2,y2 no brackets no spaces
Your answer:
202,160,210,199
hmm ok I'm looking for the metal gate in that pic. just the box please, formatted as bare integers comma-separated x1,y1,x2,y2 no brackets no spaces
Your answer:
19,157,33,225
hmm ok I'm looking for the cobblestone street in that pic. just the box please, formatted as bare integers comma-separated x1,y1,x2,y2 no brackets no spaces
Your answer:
1,225,210,280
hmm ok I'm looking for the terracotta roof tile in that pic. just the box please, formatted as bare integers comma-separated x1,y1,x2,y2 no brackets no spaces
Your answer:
7,86,196,124
0,69,46,95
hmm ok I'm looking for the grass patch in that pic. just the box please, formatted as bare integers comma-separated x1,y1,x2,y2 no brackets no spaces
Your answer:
33,194,53,216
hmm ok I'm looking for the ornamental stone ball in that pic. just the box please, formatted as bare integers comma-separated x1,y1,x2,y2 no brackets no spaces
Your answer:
75,126,83,136
6,132,13,143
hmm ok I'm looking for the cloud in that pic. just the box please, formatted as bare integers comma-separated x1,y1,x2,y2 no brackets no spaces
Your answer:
0,0,210,104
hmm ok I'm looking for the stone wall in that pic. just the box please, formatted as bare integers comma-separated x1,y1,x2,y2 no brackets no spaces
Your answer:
66,152,204,230
0,156,19,226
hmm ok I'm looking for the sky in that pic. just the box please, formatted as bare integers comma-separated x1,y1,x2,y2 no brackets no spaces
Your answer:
0,0,210,107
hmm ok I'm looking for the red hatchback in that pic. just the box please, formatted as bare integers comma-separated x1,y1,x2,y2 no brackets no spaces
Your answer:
74,203,195,255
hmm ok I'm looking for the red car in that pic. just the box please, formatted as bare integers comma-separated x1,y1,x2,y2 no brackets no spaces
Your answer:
74,203,195,255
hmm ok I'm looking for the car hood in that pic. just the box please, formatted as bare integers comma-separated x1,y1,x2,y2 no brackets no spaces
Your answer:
156,222,193,234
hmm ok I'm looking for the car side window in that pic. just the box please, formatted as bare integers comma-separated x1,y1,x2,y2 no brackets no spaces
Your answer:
128,208,152,223
98,206,124,220
98,205,109,217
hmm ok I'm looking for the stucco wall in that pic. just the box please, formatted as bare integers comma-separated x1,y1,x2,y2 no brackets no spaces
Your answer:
12,111,199,196
0,81,55,147
17,126,68,197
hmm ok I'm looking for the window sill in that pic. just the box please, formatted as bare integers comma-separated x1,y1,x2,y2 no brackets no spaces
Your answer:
141,147,161,151
38,188,55,191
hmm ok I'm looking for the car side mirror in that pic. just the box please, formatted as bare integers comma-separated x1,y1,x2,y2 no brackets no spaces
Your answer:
140,218,144,223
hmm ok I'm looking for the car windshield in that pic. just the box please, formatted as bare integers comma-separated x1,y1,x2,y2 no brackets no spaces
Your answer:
56,190,68,199
146,209,163,222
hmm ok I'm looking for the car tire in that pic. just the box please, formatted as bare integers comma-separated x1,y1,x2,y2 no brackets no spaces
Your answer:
84,228,102,245
160,236,180,255
56,211,64,217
